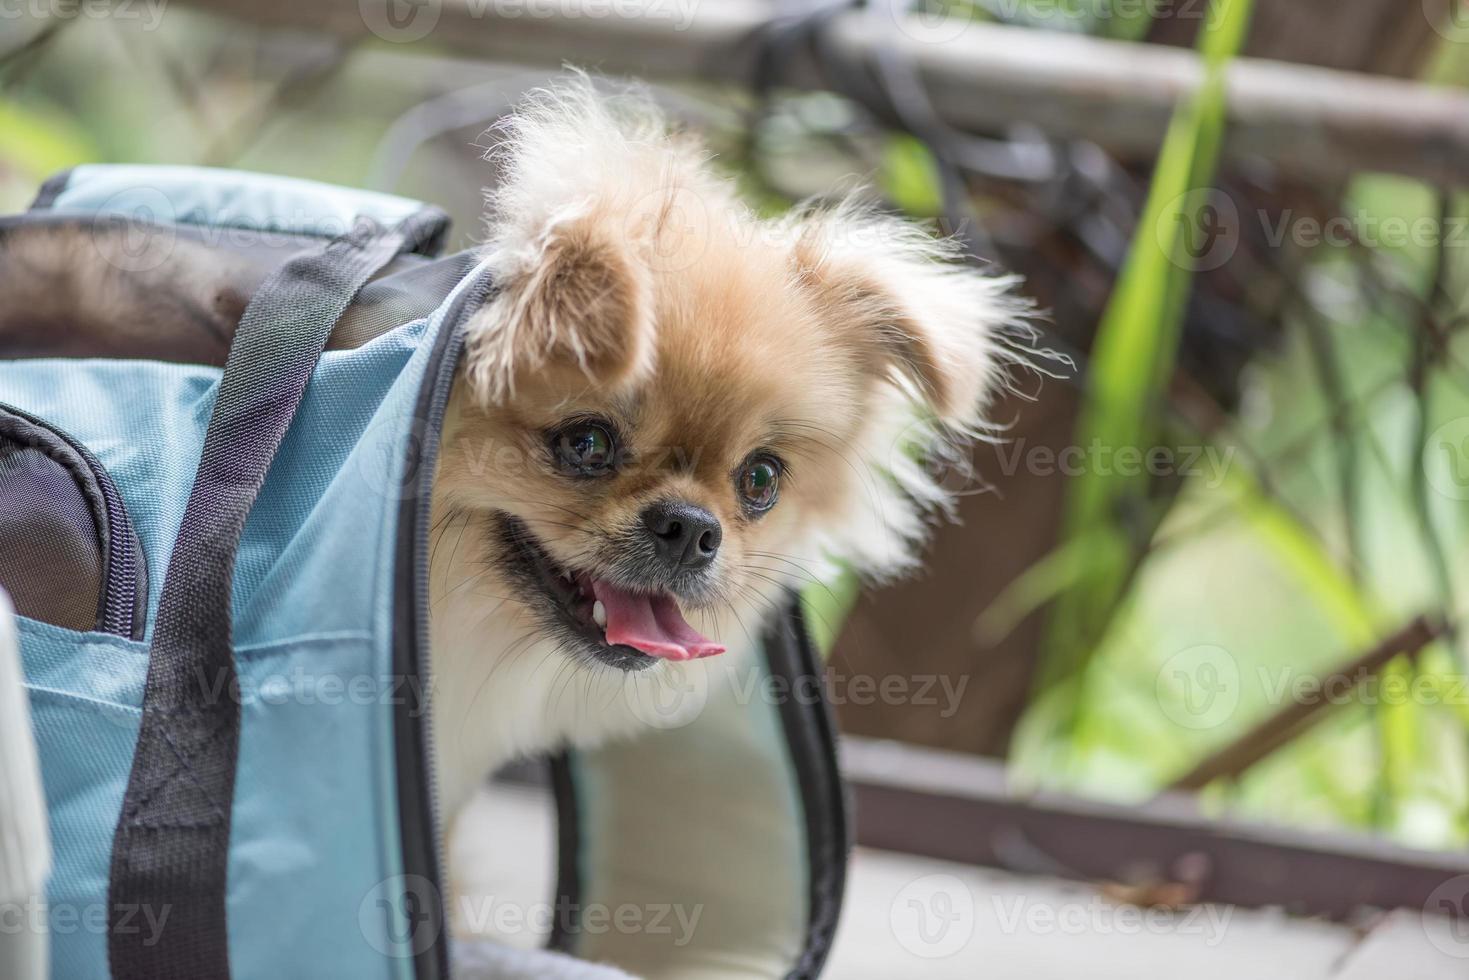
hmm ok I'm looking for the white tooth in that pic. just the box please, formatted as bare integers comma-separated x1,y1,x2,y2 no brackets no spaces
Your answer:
592,600,607,629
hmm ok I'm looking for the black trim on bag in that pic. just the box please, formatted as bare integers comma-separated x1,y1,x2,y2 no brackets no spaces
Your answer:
391,268,495,980
547,753,584,954
0,403,148,639
766,598,850,980
28,168,72,210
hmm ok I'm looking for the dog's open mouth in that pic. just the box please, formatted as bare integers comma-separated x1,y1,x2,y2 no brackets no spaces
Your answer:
498,516,726,671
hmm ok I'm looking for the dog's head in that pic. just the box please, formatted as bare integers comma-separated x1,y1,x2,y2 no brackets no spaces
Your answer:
436,80,1030,678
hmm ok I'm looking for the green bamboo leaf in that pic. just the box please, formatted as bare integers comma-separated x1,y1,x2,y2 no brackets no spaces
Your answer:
972,534,1099,646
1035,0,1257,735
1224,466,1375,646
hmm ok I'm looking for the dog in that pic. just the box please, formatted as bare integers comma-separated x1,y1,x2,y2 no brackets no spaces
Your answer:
427,77,1034,976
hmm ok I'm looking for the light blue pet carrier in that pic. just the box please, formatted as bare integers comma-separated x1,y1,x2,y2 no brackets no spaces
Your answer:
0,165,847,980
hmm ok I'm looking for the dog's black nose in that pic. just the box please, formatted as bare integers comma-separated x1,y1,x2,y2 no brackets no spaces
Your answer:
642,500,722,571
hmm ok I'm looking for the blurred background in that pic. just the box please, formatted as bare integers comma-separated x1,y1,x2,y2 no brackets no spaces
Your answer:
5,0,1469,969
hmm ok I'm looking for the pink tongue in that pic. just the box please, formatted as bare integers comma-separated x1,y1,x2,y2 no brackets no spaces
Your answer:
590,580,725,661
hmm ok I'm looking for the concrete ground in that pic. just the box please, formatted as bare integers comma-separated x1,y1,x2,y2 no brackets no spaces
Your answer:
451,782,1468,979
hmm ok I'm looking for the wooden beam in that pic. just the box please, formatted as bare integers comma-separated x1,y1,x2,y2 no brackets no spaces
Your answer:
1147,0,1442,78
164,0,1469,187
843,738,1469,922
1168,616,1446,792
503,738,1469,920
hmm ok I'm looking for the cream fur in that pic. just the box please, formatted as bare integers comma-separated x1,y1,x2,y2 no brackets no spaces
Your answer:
428,76,1036,974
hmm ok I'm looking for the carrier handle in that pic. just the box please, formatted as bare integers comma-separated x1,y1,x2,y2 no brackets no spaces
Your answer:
31,164,449,255
106,208,447,980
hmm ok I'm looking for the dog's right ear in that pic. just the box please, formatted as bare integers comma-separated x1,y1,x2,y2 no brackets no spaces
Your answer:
462,214,654,403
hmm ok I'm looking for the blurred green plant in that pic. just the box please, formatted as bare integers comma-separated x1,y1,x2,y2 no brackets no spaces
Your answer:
0,97,96,210
1032,0,1257,746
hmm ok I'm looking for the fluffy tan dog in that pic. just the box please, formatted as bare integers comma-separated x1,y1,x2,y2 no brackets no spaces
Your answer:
428,78,1032,975
430,77,1031,813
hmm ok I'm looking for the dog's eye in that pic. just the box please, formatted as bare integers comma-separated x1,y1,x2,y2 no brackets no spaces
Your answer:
552,420,617,476
736,454,781,513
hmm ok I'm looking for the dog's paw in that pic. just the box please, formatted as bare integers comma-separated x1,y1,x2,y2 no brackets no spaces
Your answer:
450,938,642,980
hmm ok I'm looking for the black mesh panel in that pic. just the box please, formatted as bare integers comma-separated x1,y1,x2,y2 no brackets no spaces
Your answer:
0,441,103,631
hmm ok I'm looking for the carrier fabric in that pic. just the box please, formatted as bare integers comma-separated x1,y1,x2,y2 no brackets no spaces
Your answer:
5,271,481,980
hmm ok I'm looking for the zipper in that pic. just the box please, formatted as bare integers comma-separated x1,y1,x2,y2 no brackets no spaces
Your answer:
0,403,147,640
394,273,486,980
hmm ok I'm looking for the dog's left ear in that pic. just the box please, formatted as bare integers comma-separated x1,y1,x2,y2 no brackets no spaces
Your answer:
462,213,654,403
794,208,1023,427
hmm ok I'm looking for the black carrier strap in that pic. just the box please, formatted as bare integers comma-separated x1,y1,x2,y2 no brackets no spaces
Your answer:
768,599,849,980
106,208,449,980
